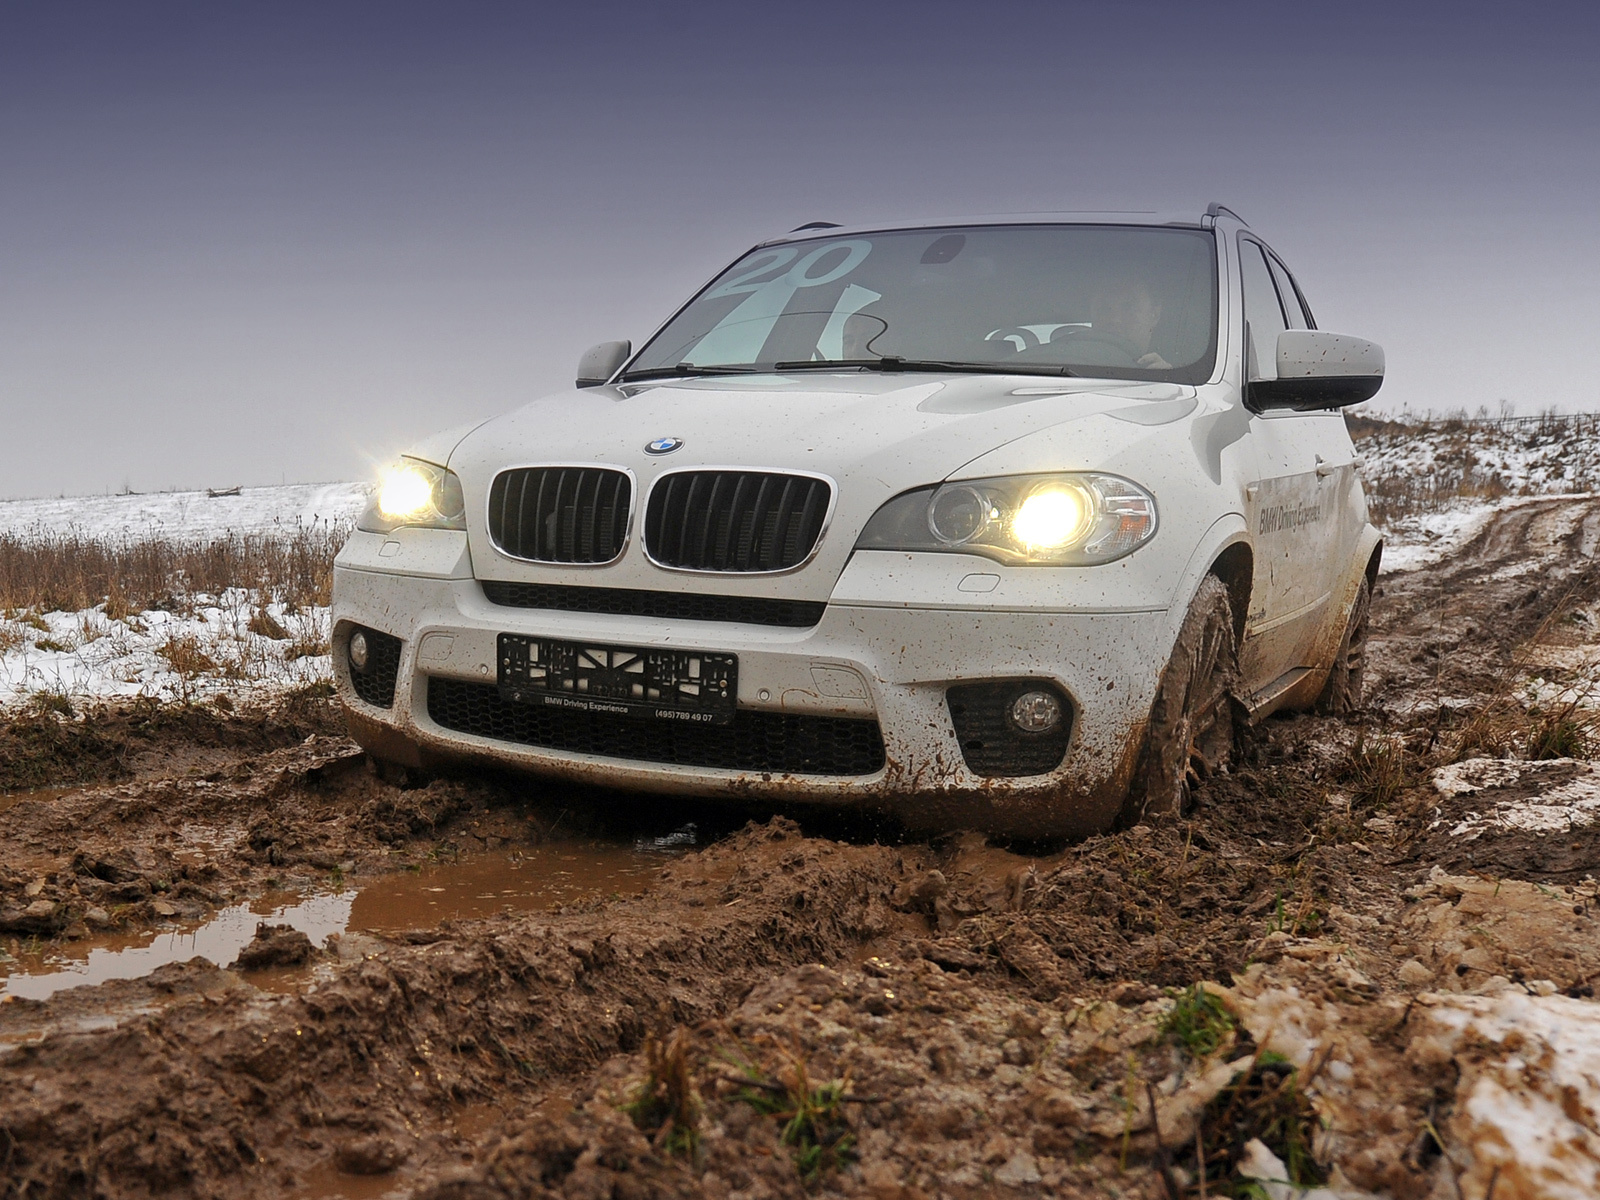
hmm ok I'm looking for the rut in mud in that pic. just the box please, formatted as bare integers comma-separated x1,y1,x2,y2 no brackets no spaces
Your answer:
3,497,1600,1200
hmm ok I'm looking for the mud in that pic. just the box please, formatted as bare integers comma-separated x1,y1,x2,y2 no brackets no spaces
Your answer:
3,497,1600,1199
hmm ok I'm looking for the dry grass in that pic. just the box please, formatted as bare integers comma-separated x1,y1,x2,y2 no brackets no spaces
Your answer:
247,608,291,640
284,630,330,661
0,528,341,704
1333,728,1416,810
157,632,220,679
1182,1047,1327,1195
0,526,344,615
1446,586,1600,762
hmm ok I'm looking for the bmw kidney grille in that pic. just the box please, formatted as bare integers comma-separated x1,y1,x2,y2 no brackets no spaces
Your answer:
644,471,831,572
487,467,632,564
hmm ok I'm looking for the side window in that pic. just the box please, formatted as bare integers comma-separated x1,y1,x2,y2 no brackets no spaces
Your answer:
1239,240,1287,379
1267,254,1310,329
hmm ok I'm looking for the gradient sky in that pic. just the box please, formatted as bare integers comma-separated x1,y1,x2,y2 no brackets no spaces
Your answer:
3,0,1598,499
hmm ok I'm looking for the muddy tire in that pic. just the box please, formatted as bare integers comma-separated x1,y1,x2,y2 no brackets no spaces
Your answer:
1316,574,1371,715
1121,575,1239,825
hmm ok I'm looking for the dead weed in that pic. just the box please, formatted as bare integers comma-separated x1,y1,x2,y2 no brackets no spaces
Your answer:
620,1029,702,1159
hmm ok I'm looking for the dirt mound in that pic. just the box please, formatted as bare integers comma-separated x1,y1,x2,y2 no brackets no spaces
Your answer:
885,822,1290,999
229,922,316,969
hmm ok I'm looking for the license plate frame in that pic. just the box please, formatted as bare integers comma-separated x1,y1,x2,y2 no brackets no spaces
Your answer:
497,635,738,725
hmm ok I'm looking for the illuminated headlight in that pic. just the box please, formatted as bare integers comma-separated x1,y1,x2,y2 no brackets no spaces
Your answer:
358,457,467,534
856,473,1157,565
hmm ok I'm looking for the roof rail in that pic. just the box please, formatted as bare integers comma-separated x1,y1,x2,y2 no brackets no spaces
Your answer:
1203,203,1246,228
790,221,841,232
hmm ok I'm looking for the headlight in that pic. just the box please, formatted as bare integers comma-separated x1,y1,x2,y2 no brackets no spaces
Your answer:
855,473,1157,565
358,457,467,533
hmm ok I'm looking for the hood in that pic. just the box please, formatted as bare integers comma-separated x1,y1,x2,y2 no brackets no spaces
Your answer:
447,372,1196,598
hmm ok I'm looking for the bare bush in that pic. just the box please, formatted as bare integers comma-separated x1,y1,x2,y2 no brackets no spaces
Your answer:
0,525,345,615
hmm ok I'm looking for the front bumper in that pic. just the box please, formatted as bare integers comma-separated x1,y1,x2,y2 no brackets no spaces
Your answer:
332,532,1172,837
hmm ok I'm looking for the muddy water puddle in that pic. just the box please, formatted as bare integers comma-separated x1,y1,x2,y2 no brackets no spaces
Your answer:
1,892,355,1002
350,840,661,935
290,1164,409,1200
2,839,677,1003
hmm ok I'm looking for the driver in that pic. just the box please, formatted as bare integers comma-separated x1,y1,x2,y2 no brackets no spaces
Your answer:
1055,279,1173,369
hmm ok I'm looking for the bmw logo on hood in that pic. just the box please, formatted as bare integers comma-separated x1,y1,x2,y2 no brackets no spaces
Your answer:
644,437,683,455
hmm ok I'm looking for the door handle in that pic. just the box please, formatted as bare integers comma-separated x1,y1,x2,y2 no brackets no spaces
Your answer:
1314,455,1344,478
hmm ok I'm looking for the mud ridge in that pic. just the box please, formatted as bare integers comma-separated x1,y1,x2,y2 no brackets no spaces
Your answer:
0,684,343,792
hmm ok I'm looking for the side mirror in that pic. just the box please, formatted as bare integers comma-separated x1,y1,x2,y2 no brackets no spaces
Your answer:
576,340,631,387
1249,330,1384,411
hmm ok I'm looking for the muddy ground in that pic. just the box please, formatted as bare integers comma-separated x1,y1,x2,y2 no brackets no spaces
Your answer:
4,498,1600,1200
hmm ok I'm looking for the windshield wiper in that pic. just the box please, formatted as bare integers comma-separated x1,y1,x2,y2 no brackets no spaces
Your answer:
624,357,1081,382
619,362,768,382
772,357,1078,378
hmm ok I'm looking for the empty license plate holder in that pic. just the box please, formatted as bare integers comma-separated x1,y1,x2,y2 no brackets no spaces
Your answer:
497,635,737,725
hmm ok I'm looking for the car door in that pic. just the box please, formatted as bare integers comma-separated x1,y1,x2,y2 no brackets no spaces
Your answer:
1239,236,1349,697
1265,245,1368,612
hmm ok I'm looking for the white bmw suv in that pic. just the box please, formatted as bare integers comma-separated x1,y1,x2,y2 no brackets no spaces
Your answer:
333,206,1382,837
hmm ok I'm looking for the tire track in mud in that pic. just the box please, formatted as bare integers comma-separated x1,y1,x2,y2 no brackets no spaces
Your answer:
1368,497,1600,701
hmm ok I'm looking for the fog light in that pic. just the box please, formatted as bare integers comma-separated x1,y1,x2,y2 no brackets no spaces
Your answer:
1009,689,1062,734
348,630,370,673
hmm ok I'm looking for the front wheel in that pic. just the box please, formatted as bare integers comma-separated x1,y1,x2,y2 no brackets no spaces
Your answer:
1122,575,1239,824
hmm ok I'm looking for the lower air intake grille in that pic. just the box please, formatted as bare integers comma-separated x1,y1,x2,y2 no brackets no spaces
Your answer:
348,628,403,708
428,678,885,777
488,467,632,563
480,581,826,628
947,681,1072,777
645,471,831,571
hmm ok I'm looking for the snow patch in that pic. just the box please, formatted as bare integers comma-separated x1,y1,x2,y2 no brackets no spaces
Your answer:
1419,991,1600,1200
1432,758,1600,838
0,593,330,707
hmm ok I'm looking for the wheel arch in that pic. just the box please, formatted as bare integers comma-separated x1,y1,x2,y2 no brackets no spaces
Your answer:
1164,512,1253,649
1208,541,1254,646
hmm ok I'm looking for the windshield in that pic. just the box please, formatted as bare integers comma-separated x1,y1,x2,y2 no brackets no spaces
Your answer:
626,224,1218,384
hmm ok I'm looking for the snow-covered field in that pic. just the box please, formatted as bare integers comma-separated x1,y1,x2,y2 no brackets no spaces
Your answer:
0,483,367,708
1357,413,1600,499
0,481,367,541
1354,415,1600,573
